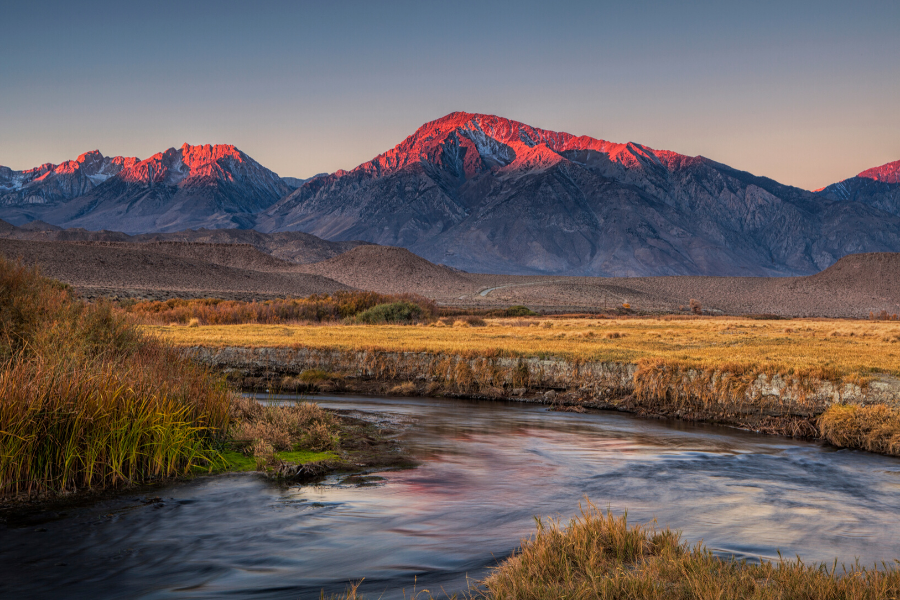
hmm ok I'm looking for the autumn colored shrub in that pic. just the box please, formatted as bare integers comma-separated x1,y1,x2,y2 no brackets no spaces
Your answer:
123,291,437,325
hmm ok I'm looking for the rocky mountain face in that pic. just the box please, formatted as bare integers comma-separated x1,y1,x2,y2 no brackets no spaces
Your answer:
816,160,900,218
0,151,139,213
3,114,899,276
258,112,900,276
0,144,292,233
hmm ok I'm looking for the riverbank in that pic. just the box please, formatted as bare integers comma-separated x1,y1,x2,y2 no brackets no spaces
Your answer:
0,401,414,525
7,392,900,598
0,257,416,509
148,318,900,456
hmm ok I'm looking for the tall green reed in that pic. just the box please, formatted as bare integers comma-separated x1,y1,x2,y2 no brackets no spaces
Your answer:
0,257,231,496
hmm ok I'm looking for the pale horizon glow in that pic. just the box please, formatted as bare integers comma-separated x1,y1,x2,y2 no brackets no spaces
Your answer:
2,0,898,191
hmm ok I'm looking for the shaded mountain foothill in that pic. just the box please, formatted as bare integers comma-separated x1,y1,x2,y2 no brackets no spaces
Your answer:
0,238,351,301
0,220,371,265
3,223,896,318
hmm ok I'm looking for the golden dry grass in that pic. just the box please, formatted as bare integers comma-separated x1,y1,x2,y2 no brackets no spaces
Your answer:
147,317,900,379
327,499,900,599
476,500,900,600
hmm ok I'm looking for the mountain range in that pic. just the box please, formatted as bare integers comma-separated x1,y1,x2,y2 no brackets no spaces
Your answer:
2,113,899,276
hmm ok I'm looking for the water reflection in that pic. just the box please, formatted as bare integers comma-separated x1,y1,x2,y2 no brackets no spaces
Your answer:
3,394,900,599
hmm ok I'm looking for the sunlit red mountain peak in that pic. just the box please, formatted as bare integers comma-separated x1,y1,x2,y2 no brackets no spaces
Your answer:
352,112,681,180
857,160,900,184
117,143,266,187
0,150,140,205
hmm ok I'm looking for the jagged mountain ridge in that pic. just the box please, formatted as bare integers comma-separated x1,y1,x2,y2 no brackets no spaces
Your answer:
258,112,900,276
0,150,139,209
0,144,293,232
3,113,900,276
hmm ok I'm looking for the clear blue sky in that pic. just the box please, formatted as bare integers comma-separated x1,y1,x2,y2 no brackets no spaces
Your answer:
1,0,898,190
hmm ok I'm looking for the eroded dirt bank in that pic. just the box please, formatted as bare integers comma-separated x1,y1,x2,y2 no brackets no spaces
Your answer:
184,346,900,442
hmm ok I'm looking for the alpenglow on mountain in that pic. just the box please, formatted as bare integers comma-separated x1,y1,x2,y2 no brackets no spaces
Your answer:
0,143,292,233
2,113,900,276
257,112,900,276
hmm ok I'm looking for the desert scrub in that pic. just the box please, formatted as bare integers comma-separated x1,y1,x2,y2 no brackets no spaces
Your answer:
122,291,437,325
0,258,230,497
476,500,900,600
228,396,340,466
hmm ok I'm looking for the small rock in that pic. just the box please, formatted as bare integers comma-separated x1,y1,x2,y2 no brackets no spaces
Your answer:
543,390,557,400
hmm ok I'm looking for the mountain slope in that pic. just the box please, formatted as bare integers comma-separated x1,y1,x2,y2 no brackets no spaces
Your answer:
297,245,472,295
259,112,900,276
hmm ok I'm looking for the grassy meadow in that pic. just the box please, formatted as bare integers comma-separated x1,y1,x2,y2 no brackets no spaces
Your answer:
148,316,900,380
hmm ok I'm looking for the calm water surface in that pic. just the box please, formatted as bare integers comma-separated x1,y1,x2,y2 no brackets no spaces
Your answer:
4,394,900,599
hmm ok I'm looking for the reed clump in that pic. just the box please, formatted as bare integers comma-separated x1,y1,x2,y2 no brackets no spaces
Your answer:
0,258,230,497
476,500,900,600
229,396,340,466
819,404,900,455
326,500,900,599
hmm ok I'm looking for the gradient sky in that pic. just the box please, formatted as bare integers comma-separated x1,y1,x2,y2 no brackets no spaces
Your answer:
1,0,898,190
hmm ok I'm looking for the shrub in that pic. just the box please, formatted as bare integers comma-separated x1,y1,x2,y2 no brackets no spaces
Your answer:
355,301,427,324
504,305,537,317
690,298,702,315
455,315,487,327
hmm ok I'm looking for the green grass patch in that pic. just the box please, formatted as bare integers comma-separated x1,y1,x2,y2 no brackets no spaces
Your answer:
217,450,257,472
207,449,337,474
274,450,337,463
299,368,340,383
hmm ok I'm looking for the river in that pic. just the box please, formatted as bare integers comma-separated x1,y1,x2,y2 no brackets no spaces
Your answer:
3,394,900,599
